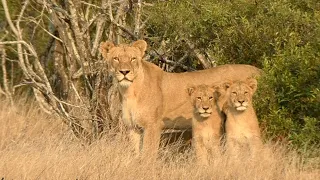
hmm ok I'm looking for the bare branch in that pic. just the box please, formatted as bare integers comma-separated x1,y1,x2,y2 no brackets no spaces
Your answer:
158,56,195,71
1,0,18,35
80,1,104,9
27,18,63,42
0,41,37,60
168,52,189,72
185,39,212,69
0,45,13,103
91,0,108,56
16,0,29,33
134,0,142,37
1,0,139,142
110,20,138,40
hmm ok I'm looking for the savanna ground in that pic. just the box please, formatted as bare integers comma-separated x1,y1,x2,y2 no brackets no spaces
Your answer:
0,97,320,180
0,98,319,180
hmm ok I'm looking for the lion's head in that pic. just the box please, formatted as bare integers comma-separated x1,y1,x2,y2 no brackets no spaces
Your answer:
218,78,257,112
187,85,216,118
100,40,147,88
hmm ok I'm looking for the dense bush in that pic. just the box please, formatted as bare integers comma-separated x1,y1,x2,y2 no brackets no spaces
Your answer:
256,40,320,150
146,0,320,151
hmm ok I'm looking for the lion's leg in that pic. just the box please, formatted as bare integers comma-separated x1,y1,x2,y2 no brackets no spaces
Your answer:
226,137,240,157
249,136,263,158
209,134,221,158
142,124,161,161
129,129,142,156
193,134,209,165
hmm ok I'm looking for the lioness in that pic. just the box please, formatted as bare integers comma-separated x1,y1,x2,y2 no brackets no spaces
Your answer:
187,85,223,164
217,78,262,156
100,40,261,159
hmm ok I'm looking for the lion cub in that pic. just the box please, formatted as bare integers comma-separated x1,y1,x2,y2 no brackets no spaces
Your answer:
217,78,262,156
187,85,223,164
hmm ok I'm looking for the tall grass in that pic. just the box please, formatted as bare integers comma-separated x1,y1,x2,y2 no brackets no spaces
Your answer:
0,98,318,179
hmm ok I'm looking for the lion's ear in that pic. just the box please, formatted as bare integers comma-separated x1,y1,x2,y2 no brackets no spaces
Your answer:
132,40,147,57
213,85,223,97
187,87,195,96
100,41,115,59
223,80,232,90
247,78,258,93
215,80,232,96
211,84,220,95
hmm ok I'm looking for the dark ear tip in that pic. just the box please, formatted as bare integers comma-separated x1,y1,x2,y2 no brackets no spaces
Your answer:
187,86,195,96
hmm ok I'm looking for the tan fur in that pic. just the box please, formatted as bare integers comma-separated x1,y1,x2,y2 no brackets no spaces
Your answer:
217,78,262,156
100,40,261,159
188,85,222,164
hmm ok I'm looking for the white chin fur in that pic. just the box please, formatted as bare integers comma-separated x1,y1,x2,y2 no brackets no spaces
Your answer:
236,106,247,111
200,113,211,118
119,80,132,88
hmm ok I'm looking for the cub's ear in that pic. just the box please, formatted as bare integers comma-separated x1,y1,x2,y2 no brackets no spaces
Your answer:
211,84,219,91
100,41,115,60
215,80,232,96
246,78,258,93
222,80,232,90
132,40,147,57
211,84,219,95
187,86,195,96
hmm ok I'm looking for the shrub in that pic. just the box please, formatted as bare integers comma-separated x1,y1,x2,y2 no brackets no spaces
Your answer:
255,40,320,151
146,0,320,152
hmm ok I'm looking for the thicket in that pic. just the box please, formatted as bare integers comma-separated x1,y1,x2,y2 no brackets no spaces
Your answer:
145,0,320,154
0,0,319,153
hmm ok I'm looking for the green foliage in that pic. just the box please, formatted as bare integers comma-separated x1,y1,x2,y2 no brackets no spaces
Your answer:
146,0,320,151
255,41,320,150
146,0,320,66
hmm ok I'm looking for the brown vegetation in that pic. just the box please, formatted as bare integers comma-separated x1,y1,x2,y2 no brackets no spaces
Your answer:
0,98,318,179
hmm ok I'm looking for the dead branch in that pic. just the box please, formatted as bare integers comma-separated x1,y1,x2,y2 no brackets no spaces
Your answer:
185,39,212,69
168,52,189,72
134,0,142,37
157,55,195,71
0,45,13,103
1,0,18,36
1,0,150,142
91,0,108,56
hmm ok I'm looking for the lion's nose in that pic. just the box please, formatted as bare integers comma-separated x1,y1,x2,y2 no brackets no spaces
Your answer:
120,70,130,75
203,106,209,111
238,100,245,104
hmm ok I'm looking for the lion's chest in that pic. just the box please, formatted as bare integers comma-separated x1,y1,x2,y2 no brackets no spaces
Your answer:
226,112,259,139
122,98,142,128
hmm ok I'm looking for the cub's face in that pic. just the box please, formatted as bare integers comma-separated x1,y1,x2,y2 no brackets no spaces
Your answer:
188,85,215,118
228,82,253,111
100,40,147,88
218,79,257,112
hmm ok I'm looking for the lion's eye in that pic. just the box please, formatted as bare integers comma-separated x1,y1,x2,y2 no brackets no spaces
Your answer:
232,92,237,95
244,92,249,95
197,97,202,101
131,57,137,62
113,57,119,62
209,97,213,101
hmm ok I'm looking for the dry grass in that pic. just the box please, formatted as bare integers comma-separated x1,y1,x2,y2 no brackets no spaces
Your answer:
0,98,319,180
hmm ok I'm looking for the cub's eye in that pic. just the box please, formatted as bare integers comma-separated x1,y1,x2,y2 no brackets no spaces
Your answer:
232,92,237,95
131,57,137,62
209,97,213,101
244,92,249,95
113,57,119,62
197,97,202,101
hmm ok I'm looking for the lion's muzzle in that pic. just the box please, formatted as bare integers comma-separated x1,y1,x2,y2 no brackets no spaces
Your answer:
234,101,248,111
198,107,213,118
